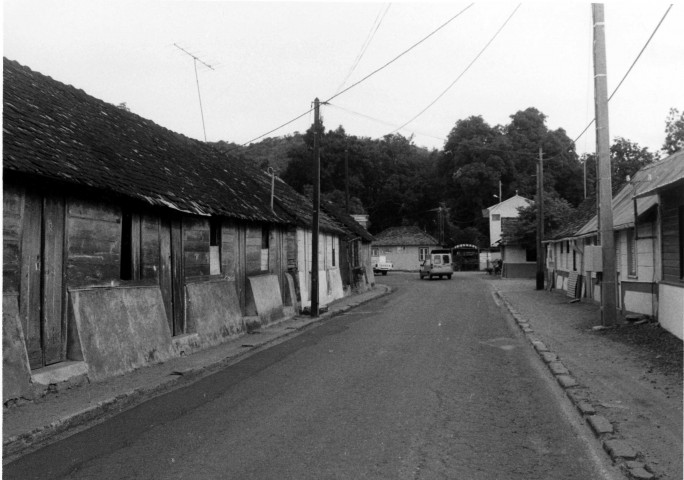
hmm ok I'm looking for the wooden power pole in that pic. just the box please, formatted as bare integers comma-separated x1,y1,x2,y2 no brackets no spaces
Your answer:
592,4,617,326
311,98,321,317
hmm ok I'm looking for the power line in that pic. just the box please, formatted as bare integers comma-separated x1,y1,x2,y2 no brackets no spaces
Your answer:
236,5,473,149
572,4,673,145
390,3,521,135
335,3,392,94
327,102,446,142
325,3,474,104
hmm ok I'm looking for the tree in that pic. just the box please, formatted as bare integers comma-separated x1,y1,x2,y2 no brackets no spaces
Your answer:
505,191,575,252
663,108,684,154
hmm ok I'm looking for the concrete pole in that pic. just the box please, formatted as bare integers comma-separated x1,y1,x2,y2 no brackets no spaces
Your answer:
311,98,320,317
536,147,545,290
592,4,617,326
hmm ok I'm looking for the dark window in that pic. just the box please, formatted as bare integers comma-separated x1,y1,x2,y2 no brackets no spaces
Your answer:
573,249,577,271
210,219,222,275
626,229,637,277
332,245,336,267
210,219,221,247
526,248,537,262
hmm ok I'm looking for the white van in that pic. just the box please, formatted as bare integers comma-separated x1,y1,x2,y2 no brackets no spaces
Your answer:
419,249,453,280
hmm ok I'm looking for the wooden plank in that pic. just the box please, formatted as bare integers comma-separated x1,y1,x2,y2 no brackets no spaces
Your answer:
42,195,66,365
20,191,43,369
159,219,174,333
171,219,185,335
4,188,24,294
68,199,119,222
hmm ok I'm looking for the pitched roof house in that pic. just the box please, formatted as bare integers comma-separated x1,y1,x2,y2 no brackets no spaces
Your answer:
372,226,440,271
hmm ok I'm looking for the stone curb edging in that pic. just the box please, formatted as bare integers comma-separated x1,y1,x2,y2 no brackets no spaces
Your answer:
3,285,393,462
494,290,658,480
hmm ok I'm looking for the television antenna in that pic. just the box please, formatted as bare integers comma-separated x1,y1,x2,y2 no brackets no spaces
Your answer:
174,43,215,141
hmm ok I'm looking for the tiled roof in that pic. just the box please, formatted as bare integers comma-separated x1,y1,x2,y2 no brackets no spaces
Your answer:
372,226,439,247
261,174,346,236
2,57,288,224
575,152,684,236
321,201,374,242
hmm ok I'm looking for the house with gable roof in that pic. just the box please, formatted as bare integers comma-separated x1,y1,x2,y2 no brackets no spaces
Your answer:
2,57,363,403
371,226,440,271
483,194,535,278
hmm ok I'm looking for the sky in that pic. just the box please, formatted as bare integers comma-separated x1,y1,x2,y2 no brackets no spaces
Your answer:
3,1,683,157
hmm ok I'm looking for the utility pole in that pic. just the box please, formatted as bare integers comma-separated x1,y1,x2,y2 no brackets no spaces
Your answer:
345,148,350,214
311,98,321,317
592,4,617,326
536,147,545,290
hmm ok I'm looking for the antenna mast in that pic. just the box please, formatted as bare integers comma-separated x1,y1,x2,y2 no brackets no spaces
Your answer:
174,43,214,141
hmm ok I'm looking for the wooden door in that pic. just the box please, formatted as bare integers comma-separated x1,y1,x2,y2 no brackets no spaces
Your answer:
159,217,185,336
20,191,66,369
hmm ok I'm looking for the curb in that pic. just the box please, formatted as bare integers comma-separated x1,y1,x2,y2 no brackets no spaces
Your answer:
3,285,392,462
494,290,658,480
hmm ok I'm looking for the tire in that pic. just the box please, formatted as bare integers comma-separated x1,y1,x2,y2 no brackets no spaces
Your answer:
382,271,387,276
447,274,452,280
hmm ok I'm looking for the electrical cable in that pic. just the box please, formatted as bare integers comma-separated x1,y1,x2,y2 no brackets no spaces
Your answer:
572,4,673,145
335,3,392,94
325,3,474,104
327,102,446,141
390,3,521,135
234,4,473,150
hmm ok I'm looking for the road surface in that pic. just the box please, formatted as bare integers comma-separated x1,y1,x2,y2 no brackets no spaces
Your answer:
5,273,620,479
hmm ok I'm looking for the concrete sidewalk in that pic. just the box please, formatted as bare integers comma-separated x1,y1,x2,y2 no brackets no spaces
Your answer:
2,285,391,464
485,276,682,480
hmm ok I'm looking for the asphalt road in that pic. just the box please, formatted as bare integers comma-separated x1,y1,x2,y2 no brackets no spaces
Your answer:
5,273,620,479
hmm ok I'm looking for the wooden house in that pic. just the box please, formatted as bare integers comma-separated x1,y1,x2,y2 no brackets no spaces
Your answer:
371,226,439,271
543,153,683,339
2,58,354,403
321,201,375,294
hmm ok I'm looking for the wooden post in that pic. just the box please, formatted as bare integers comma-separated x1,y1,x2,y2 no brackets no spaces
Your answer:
593,3,617,326
311,98,320,317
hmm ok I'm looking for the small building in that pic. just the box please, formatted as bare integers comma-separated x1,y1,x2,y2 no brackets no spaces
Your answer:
371,226,440,271
483,194,532,277
322,202,375,294
499,217,537,278
483,194,532,246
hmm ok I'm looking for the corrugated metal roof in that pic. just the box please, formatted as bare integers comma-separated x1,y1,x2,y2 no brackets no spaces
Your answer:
634,150,684,197
574,152,683,237
3,57,288,224
372,226,439,247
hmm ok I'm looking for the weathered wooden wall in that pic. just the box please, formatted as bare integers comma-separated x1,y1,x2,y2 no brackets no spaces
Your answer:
183,217,210,277
3,185,23,294
67,198,121,287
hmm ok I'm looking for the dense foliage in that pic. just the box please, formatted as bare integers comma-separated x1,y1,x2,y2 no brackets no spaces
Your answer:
223,107,679,247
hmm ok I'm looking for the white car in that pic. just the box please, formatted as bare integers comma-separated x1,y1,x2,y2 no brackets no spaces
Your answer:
419,250,453,280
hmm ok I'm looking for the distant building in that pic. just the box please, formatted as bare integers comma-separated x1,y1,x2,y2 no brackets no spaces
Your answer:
371,226,440,271
482,194,532,246
483,194,534,278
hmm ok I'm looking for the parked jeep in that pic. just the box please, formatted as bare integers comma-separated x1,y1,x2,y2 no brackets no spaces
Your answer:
419,249,453,280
